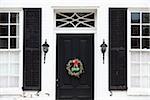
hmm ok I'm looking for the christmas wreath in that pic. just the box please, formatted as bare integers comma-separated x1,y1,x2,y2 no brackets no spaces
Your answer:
66,58,84,78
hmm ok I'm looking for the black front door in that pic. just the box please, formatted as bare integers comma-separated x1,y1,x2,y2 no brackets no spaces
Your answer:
56,34,94,100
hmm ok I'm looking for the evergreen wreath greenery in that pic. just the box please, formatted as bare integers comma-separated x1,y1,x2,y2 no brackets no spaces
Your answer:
66,58,84,78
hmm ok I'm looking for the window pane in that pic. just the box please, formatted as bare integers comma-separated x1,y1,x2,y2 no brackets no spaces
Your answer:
0,25,8,36
56,21,66,27
141,76,148,88
142,25,150,36
77,13,90,17
84,21,95,27
0,64,8,75
10,52,19,63
77,23,89,27
61,23,74,27
8,76,19,87
131,25,140,36
142,38,150,49
131,76,140,87
131,51,140,62
0,38,8,49
10,38,19,48
9,64,19,74
0,76,8,88
131,63,140,76
131,13,140,23
56,14,66,19
84,13,94,19
10,25,19,36
0,52,9,63
0,13,8,23
141,64,148,76
141,52,150,62
131,38,140,49
61,13,74,17
10,13,19,23
142,13,150,23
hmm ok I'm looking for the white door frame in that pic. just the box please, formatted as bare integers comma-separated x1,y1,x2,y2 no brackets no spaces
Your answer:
54,8,97,100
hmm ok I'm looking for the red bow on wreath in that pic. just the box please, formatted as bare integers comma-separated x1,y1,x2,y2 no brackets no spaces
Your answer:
73,59,79,66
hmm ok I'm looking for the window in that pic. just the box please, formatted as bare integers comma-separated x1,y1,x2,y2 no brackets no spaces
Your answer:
129,10,150,95
0,10,22,93
55,11,95,28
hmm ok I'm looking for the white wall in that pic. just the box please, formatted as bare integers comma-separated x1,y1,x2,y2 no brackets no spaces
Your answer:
0,0,150,100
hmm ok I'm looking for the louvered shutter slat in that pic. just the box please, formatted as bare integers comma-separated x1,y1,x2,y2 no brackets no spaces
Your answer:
109,8,127,90
23,8,41,91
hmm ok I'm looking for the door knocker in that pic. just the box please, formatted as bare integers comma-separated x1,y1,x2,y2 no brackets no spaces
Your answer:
100,39,107,64
66,58,84,78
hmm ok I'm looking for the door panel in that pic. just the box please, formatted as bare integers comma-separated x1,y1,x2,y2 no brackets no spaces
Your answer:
56,34,94,100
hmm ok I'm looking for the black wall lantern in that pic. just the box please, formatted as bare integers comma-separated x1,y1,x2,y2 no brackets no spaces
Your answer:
100,39,107,64
42,39,49,64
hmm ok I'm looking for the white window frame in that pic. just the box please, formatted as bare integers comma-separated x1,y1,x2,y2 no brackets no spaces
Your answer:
128,8,150,95
0,8,23,95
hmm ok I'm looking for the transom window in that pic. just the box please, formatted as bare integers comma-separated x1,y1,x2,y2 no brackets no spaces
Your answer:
0,10,22,91
129,10,150,94
56,12,95,28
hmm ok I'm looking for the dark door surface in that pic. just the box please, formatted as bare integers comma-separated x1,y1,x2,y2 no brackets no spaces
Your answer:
56,34,94,100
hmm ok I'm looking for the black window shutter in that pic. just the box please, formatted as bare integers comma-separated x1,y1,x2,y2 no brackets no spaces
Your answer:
23,8,41,91
109,8,127,90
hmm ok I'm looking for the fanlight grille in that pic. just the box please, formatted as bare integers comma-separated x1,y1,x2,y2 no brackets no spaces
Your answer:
56,12,95,28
